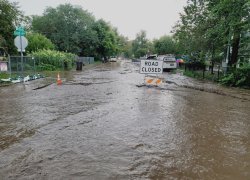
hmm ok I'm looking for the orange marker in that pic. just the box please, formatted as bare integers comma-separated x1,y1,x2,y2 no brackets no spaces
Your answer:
57,73,62,85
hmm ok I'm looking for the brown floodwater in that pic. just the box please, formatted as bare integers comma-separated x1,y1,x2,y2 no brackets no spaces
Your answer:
0,60,249,179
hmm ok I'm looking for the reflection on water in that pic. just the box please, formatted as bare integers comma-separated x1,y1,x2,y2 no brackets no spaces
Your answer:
0,60,249,179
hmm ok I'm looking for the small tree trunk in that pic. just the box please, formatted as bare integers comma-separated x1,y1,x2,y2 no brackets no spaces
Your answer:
230,32,240,66
211,61,214,74
211,43,215,74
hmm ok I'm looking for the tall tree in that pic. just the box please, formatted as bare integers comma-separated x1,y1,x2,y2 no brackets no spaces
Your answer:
153,35,177,55
0,0,22,54
132,30,151,58
92,19,119,60
173,0,250,68
32,4,96,55
209,0,250,65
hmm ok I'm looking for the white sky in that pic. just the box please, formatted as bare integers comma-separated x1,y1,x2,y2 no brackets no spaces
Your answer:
10,0,187,40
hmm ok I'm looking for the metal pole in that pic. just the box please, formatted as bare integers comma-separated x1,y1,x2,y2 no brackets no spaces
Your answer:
33,57,36,75
20,35,24,81
8,55,11,78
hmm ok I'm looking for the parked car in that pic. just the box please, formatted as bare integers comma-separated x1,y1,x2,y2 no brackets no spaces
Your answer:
146,54,158,60
109,56,117,62
157,54,177,70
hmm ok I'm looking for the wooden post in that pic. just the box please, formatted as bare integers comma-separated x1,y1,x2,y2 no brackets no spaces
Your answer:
203,66,205,79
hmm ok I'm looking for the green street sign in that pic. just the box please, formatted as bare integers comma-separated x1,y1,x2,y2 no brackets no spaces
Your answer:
14,26,26,36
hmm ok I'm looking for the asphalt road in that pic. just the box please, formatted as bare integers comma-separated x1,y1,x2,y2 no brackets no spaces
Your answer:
0,60,249,179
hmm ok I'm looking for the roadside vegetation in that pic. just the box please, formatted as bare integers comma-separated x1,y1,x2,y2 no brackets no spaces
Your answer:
172,0,250,88
0,1,127,71
31,50,76,71
220,63,250,87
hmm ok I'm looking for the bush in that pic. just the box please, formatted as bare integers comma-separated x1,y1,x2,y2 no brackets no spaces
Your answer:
31,50,76,71
37,63,56,71
220,63,250,87
0,72,10,79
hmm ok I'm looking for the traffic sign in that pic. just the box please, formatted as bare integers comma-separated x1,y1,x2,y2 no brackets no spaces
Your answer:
14,26,26,36
145,76,162,85
140,59,163,74
14,36,28,52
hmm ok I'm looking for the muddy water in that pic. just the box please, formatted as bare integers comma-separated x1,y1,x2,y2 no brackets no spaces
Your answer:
0,60,249,179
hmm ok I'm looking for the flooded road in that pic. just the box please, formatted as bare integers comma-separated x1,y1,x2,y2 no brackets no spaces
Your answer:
0,60,249,179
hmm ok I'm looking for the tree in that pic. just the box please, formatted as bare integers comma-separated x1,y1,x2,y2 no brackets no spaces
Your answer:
173,0,250,69
132,30,151,58
31,4,121,59
116,35,133,59
123,40,133,58
92,19,119,60
210,0,250,66
26,33,55,53
0,0,22,54
173,0,209,57
153,35,177,55
32,4,96,55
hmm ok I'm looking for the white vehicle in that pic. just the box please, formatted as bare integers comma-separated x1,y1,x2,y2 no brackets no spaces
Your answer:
109,56,117,62
157,55,177,70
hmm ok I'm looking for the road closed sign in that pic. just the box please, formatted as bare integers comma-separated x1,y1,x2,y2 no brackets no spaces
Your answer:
140,59,163,74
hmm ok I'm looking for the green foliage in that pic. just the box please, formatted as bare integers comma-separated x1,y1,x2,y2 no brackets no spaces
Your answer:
0,0,22,54
32,4,96,55
154,36,176,54
183,70,197,78
116,35,130,58
153,35,177,55
93,19,119,59
0,72,10,79
184,69,220,81
32,4,91,53
26,33,55,53
123,41,133,58
173,0,249,65
220,63,250,87
31,4,122,58
37,63,56,71
31,50,76,70
132,30,152,58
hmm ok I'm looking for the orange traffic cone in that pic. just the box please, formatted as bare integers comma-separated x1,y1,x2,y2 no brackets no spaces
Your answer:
57,73,62,85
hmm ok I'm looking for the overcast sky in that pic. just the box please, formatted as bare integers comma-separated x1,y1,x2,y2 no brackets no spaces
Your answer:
10,0,187,40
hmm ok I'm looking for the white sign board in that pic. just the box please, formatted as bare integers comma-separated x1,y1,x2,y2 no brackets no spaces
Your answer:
14,36,28,52
0,62,8,72
140,59,163,74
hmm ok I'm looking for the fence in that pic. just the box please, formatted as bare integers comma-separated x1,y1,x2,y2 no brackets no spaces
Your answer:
184,64,223,81
0,56,95,78
10,56,36,73
76,57,94,65
0,56,37,78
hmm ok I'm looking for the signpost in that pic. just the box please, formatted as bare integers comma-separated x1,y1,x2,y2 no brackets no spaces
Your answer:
14,26,28,81
140,59,163,86
14,36,28,52
14,26,26,36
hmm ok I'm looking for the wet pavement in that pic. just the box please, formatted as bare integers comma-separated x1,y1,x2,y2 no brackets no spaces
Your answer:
0,60,249,179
